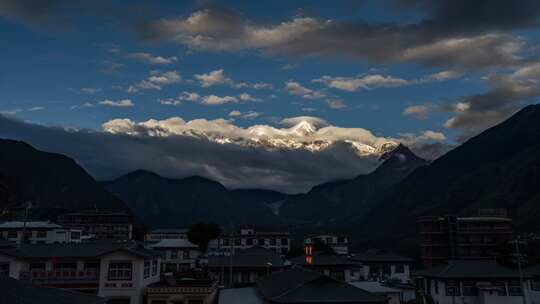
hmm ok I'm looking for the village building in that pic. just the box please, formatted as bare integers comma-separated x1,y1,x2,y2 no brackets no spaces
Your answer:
218,268,388,304
145,229,189,243
146,274,218,304
210,226,292,255
206,247,286,286
0,221,87,244
150,239,201,273
418,215,514,267
304,233,350,255
0,241,161,304
290,252,363,282
1,275,107,304
351,249,414,283
415,260,529,304
57,211,134,240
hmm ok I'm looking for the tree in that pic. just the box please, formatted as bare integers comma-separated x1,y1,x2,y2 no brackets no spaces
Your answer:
187,222,222,252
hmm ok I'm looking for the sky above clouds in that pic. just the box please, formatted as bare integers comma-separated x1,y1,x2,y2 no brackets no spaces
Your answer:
1,0,540,192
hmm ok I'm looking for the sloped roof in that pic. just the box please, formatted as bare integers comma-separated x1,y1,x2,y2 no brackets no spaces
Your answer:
290,253,360,267
218,287,264,304
415,260,526,279
149,228,188,234
151,239,198,249
0,221,63,229
208,247,284,268
257,268,386,303
349,281,401,294
0,241,159,259
1,276,107,304
352,249,413,263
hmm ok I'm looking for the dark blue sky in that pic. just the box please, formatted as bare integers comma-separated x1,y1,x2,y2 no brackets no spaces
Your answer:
1,0,540,190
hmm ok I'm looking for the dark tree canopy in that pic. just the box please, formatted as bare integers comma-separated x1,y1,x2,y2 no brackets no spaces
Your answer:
187,222,222,252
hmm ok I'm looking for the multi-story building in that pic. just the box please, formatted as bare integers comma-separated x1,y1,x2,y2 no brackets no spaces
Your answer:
290,252,363,282
0,221,86,244
210,226,292,255
150,239,201,273
418,215,514,267
304,233,350,255
57,211,134,240
144,228,188,242
416,260,529,304
146,274,218,304
0,241,161,304
206,247,286,286
218,268,387,304
351,249,413,283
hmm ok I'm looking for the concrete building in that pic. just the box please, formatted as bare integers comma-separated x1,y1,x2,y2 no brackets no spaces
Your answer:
206,247,286,286
418,215,514,267
0,275,107,304
0,221,86,244
415,260,529,304
218,268,387,304
57,211,134,240
0,241,161,304
290,252,363,282
144,229,188,243
304,233,350,255
211,226,292,255
146,275,218,304
150,239,201,273
351,249,413,283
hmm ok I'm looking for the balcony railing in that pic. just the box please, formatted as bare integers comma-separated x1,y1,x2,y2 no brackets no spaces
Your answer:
20,270,99,284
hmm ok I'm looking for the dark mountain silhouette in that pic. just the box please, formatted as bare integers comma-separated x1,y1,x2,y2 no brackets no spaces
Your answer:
354,104,540,251
0,139,129,215
102,170,286,228
278,144,429,226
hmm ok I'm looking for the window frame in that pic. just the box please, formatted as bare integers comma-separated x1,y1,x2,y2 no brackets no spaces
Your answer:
107,261,133,281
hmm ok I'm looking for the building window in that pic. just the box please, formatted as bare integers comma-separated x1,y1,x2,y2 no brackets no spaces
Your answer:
29,263,46,271
281,238,288,246
462,281,478,296
246,238,253,246
144,261,150,278
36,231,47,238
508,280,523,296
258,239,266,245
222,239,230,246
7,231,17,239
171,250,178,260
531,280,540,291
84,262,100,271
434,281,439,294
338,236,346,244
329,270,345,281
152,260,158,276
234,239,241,246
493,281,507,296
0,263,9,276
395,264,405,274
445,280,460,296
108,262,132,281
269,239,276,246
53,262,77,271
71,231,81,240
183,250,189,259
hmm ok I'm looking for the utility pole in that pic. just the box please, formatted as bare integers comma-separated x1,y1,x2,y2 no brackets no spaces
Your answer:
515,237,527,304
19,201,31,247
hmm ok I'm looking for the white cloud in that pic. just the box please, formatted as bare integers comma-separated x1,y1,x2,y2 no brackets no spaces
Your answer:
326,99,347,109
80,87,102,94
128,52,178,65
71,102,95,110
285,80,325,99
159,91,200,105
228,110,242,117
28,106,44,111
403,105,431,120
99,99,135,107
239,93,261,102
421,70,463,82
201,95,238,105
195,69,232,87
128,70,181,93
194,69,273,89
314,74,408,92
